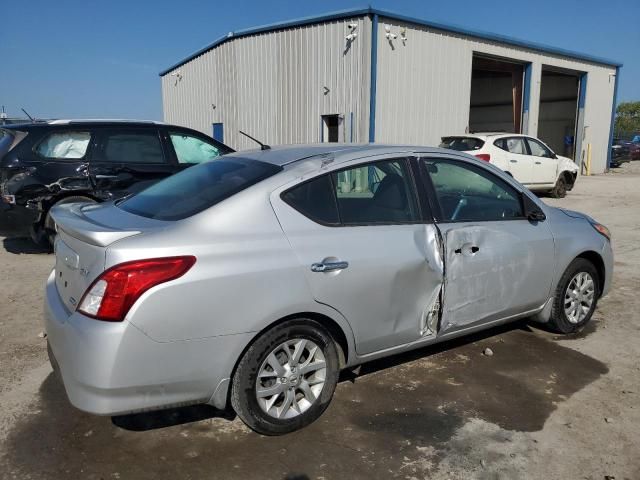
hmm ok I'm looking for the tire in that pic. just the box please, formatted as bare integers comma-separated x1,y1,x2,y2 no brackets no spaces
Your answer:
550,176,567,198
548,258,600,334
231,318,340,435
40,196,97,247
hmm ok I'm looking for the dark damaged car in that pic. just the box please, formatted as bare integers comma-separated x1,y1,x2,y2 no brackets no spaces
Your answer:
0,120,233,245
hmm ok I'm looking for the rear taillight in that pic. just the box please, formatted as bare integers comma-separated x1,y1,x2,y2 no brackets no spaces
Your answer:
77,256,196,322
474,154,491,162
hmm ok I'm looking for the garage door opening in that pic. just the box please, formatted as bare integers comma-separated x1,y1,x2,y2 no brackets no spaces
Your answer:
538,67,581,160
469,55,525,134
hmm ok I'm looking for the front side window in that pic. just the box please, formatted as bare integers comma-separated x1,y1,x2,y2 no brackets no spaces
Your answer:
170,132,221,164
526,138,553,158
98,130,165,164
424,158,523,222
118,157,281,221
495,137,527,155
36,131,91,159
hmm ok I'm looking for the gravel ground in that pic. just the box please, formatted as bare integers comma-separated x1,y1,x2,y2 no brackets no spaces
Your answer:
1,162,639,480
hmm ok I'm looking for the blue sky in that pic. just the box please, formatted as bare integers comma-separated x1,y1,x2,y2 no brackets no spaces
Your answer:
1,0,638,120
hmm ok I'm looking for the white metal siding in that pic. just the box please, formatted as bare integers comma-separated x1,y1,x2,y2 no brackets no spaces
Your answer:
374,19,616,174
162,17,371,151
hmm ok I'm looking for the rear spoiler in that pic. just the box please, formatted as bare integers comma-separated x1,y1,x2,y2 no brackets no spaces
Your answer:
50,203,141,247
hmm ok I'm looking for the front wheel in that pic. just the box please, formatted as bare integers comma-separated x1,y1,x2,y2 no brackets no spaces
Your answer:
231,319,339,435
550,176,567,198
549,258,599,333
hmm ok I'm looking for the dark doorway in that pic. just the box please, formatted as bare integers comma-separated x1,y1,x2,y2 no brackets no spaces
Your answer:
469,55,525,134
322,114,342,143
538,67,581,159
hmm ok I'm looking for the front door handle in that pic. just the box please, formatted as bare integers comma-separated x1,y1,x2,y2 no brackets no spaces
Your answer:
311,261,349,273
510,159,518,163
94,174,119,179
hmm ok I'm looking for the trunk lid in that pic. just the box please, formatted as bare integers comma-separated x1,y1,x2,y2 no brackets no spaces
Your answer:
50,202,165,312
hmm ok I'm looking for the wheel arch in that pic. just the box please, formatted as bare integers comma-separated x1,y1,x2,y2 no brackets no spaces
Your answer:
39,192,100,224
560,170,577,189
575,250,606,297
222,311,353,410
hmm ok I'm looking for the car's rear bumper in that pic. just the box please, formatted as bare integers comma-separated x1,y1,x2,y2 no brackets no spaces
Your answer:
44,270,252,415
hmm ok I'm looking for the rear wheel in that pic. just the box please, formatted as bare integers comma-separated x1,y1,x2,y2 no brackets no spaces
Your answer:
37,196,97,248
549,258,599,333
231,319,339,435
550,176,567,198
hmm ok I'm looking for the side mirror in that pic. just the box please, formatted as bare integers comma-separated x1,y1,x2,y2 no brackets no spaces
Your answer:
522,193,546,221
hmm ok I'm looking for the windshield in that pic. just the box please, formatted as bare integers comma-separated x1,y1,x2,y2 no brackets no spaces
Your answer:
118,157,282,221
440,136,484,151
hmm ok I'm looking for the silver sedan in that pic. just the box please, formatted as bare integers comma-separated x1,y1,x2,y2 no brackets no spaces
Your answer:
44,145,612,435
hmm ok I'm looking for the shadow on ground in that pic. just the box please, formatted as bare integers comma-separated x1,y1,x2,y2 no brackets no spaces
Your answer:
2,321,607,479
0,211,49,254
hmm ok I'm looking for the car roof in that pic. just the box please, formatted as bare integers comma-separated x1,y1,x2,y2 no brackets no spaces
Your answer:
444,133,530,140
223,143,457,166
48,119,168,126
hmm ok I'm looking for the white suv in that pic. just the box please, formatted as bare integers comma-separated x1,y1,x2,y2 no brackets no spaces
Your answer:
440,133,579,198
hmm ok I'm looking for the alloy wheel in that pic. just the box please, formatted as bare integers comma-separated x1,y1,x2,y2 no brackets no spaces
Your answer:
255,339,327,419
564,272,595,324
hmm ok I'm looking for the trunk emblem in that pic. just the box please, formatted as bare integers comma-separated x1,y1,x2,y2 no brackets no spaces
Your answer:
80,268,89,277
69,297,77,306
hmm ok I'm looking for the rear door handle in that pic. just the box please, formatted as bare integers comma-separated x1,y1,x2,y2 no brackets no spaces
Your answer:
311,261,349,273
510,159,518,163
94,174,119,179
535,161,542,165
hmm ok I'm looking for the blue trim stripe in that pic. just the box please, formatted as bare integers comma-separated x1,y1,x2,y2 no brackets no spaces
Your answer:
607,67,620,169
369,13,378,143
522,63,532,113
350,111,354,142
212,122,224,142
578,73,588,109
159,7,622,76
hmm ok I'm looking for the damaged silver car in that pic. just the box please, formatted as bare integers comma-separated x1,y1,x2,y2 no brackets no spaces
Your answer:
44,145,612,435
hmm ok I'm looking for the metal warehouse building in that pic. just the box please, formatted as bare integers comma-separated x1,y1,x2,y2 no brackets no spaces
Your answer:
160,7,621,174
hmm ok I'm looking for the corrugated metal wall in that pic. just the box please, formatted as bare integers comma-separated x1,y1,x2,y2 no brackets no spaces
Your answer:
162,17,371,151
161,14,617,173
374,18,616,173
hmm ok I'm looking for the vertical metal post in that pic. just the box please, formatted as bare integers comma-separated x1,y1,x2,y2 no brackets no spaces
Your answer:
368,13,379,143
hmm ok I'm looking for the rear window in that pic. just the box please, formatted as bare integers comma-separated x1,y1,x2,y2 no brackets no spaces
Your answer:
440,137,485,151
117,157,282,221
0,129,15,159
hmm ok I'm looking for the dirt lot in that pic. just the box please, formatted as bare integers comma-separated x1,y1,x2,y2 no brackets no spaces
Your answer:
1,163,639,480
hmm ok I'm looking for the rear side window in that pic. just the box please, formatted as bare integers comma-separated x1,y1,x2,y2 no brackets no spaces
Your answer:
282,158,420,226
495,137,527,154
169,132,221,164
36,131,91,159
282,175,339,225
118,158,282,221
97,130,165,164
440,137,484,151
0,129,15,158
